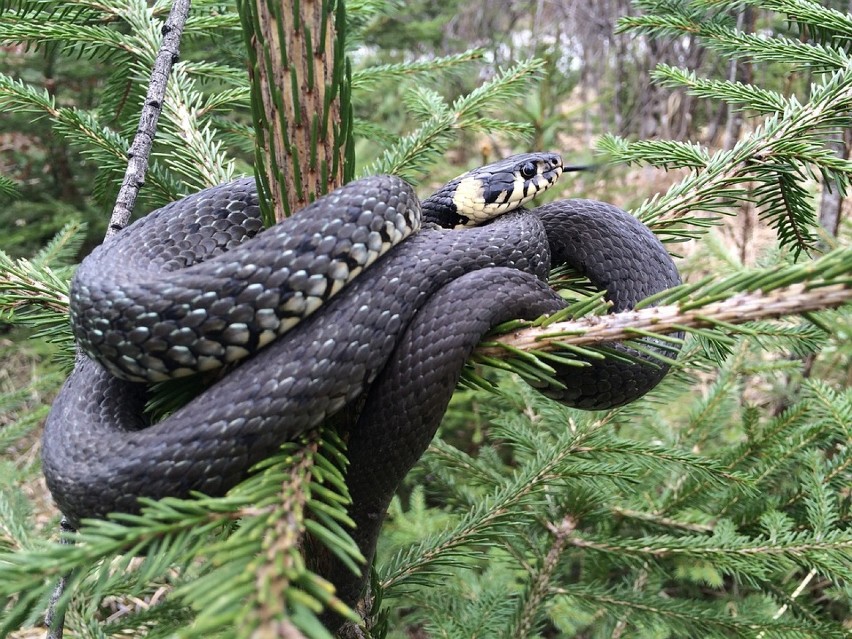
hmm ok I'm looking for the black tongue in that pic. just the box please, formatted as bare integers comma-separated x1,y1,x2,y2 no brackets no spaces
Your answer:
562,164,596,173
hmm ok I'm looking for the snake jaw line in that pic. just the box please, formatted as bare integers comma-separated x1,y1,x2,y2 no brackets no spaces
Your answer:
428,151,565,229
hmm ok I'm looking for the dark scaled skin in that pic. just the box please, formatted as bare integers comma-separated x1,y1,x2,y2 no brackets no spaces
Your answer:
319,268,567,612
69,176,419,383
42,162,681,630
320,200,682,612
43,196,552,525
533,199,682,408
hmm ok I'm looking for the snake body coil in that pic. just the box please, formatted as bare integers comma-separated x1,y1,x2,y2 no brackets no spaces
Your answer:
42,152,680,614
69,176,420,383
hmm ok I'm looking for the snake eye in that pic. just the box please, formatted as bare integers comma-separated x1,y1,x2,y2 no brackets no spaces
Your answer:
520,161,537,179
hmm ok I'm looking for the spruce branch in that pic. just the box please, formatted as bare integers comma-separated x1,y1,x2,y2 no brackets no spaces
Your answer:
656,395,828,519
1,2,245,208
755,568,818,639
709,381,850,523
477,282,849,361
0,401,50,455
474,246,850,384
563,530,852,575
0,239,78,365
30,221,87,269
0,12,133,55
381,424,743,592
366,58,544,181
0,434,360,636
602,33,852,254
0,252,70,317
351,49,483,92
622,7,850,70
609,507,715,534
0,175,20,201
508,514,577,639
551,583,848,639
380,428,598,592
652,64,788,114
174,433,361,637
733,0,852,41
153,61,238,192
0,75,183,204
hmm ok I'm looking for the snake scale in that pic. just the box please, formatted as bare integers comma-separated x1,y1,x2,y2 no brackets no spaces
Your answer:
42,152,681,614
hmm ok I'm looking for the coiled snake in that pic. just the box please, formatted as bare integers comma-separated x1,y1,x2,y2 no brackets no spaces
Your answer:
42,152,681,612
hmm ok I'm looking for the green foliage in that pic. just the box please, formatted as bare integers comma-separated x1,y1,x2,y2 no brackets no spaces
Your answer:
365,58,544,181
0,0,849,638
0,0,242,210
0,433,360,638
0,220,83,370
360,0,464,52
0,175,19,201
601,54,852,252
375,330,850,637
373,355,842,636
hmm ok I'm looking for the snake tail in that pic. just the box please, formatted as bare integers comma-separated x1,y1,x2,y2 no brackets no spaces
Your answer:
532,199,682,408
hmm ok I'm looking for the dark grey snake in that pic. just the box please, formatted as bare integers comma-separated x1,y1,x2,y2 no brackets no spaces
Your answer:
42,152,680,613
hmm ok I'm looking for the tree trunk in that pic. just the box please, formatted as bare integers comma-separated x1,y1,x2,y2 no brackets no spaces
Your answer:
241,0,349,222
723,7,754,151
818,128,850,237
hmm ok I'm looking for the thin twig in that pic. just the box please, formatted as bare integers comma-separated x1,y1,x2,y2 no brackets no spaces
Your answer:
45,518,75,639
107,0,192,237
755,568,818,639
512,515,577,637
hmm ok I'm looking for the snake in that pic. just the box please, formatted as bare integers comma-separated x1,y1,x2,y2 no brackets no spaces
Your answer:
41,152,681,616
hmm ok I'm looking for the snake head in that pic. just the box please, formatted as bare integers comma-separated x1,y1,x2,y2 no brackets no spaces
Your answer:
422,152,564,228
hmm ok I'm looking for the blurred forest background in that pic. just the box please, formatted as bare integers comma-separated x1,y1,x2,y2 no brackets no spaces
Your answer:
0,1,850,638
